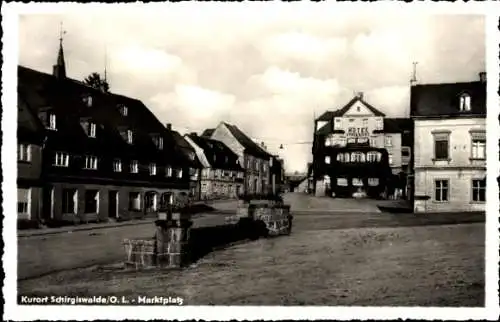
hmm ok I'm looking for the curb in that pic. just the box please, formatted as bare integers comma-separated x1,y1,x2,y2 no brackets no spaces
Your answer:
18,211,235,238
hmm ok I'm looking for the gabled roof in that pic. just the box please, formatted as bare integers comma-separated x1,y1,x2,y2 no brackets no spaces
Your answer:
316,96,386,122
382,118,413,133
18,65,192,166
187,134,243,171
222,122,272,159
410,81,486,118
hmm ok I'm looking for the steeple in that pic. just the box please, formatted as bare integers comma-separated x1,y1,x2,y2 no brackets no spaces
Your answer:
53,22,67,79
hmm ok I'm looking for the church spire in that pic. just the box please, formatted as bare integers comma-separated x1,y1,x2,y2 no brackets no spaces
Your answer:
53,22,67,79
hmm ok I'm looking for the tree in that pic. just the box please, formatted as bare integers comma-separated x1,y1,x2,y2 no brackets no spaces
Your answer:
84,72,110,93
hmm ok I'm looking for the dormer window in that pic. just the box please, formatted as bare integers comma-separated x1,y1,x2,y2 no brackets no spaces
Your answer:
48,113,57,130
88,122,96,138
459,93,471,111
152,135,163,150
119,105,128,116
127,130,133,144
83,95,93,107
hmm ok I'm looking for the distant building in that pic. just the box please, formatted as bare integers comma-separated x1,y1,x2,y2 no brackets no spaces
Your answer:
205,122,273,195
17,39,198,224
185,133,244,200
312,93,411,198
411,72,486,213
269,155,285,193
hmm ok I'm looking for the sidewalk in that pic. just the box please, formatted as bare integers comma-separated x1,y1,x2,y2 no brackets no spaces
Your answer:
18,210,234,238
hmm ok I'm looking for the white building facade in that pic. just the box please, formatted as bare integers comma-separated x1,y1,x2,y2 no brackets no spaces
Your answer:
411,73,486,213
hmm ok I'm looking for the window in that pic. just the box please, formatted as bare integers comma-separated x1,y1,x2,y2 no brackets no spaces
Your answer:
177,169,183,178
152,135,163,150
84,190,99,213
130,160,139,173
62,189,77,214
127,130,133,144
385,136,392,147
459,94,471,111
18,144,31,162
48,113,57,130
54,152,69,167
17,188,30,217
402,147,411,157
344,153,350,162
83,95,93,107
336,154,343,162
472,179,486,202
356,106,361,112
388,153,393,165
325,156,331,164
149,163,156,176
84,155,98,170
352,178,363,186
201,168,208,178
129,192,141,211
88,122,97,138
120,105,128,116
433,132,450,160
337,178,348,186
376,118,383,130
166,166,173,177
367,151,379,162
368,178,379,186
471,137,486,160
113,159,122,172
435,180,449,202
363,119,368,127
349,118,354,123
145,192,158,212
335,118,341,123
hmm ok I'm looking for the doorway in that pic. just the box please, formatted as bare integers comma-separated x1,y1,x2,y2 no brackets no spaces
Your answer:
108,190,119,219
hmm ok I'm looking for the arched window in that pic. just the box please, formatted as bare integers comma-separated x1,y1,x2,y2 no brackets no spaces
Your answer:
344,153,350,162
337,153,343,162
459,93,471,111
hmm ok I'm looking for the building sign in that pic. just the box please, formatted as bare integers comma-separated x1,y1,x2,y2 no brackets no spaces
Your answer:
347,127,369,137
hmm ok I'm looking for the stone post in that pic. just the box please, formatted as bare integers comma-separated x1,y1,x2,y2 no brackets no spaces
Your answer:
155,212,192,268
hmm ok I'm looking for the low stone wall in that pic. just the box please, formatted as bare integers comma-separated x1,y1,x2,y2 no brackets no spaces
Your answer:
123,200,293,270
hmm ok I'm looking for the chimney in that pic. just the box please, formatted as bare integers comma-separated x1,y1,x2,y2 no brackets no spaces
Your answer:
166,123,172,130
356,92,364,99
479,72,486,83
190,132,197,136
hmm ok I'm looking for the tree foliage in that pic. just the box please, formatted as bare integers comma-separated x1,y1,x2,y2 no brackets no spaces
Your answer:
84,72,110,92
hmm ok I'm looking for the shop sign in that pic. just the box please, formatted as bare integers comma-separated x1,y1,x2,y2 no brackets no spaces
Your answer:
347,127,369,137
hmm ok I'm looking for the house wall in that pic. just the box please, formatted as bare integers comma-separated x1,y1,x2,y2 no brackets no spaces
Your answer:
210,124,246,166
413,117,486,213
17,142,44,221
45,182,189,222
199,168,244,199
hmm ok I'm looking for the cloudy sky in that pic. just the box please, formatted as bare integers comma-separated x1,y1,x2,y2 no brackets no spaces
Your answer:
18,6,485,173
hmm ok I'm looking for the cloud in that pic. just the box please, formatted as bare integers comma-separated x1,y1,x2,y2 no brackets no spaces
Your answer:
150,85,236,133
260,32,348,64
17,10,485,172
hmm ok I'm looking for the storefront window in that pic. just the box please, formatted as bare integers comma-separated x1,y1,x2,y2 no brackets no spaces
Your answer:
352,178,363,186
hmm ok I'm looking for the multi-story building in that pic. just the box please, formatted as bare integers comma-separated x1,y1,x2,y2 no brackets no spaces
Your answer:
17,92,46,226
312,93,412,198
411,72,486,213
17,39,198,224
203,122,272,195
185,133,245,200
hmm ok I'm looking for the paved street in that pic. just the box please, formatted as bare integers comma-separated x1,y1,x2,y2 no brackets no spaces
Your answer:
17,193,484,282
